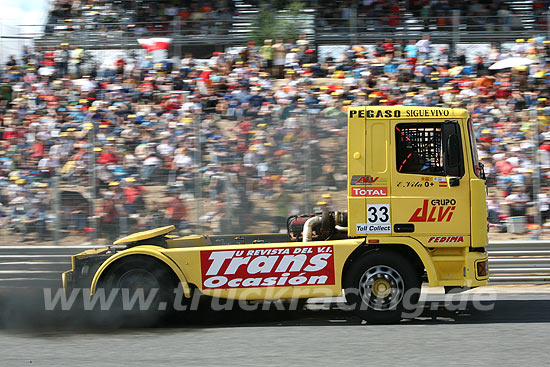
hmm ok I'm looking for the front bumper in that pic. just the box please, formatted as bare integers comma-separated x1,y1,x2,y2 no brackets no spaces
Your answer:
464,250,489,287
62,248,114,291
62,269,73,292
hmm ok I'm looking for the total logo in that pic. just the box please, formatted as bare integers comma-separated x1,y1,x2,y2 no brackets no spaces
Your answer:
351,187,388,197
408,199,456,223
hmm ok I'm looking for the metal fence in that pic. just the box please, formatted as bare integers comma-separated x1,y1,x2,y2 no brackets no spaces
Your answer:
1,103,548,246
0,108,347,247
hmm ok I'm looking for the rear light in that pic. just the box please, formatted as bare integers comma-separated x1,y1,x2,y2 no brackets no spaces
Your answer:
476,260,488,278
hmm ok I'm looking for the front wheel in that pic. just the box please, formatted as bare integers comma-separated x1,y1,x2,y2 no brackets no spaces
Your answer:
96,256,180,327
344,250,421,324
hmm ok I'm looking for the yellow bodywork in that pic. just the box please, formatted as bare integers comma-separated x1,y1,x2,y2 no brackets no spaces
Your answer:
113,225,176,245
346,106,488,286
87,237,364,300
67,106,488,303
163,238,364,300
89,244,192,298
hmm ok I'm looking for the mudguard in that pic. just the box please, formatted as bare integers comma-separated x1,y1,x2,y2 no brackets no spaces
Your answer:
372,236,439,286
89,245,191,298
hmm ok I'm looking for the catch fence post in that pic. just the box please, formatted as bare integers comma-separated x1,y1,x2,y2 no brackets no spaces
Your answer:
194,113,203,230
88,121,97,246
53,175,60,246
452,10,460,57
531,106,542,239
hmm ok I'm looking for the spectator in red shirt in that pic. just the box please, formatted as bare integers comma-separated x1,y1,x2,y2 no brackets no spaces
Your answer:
97,145,119,164
115,58,126,75
179,7,191,21
495,156,514,175
97,191,120,243
31,140,45,158
163,189,188,230
123,177,146,214
382,38,395,59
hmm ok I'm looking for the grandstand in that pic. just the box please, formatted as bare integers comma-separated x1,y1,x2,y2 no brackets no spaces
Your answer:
31,0,550,55
34,0,256,54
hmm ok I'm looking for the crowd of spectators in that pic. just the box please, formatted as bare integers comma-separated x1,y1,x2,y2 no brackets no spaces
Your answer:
2,33,550,243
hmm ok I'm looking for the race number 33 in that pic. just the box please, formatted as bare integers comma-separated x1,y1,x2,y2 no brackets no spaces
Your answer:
367,204,389,224
356,204,391,234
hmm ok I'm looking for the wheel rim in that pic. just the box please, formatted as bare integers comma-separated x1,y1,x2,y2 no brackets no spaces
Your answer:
358,265,405,311
117,269,160,295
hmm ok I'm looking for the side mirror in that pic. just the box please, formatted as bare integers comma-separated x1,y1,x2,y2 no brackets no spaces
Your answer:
443,121,464,178
449,177,460,187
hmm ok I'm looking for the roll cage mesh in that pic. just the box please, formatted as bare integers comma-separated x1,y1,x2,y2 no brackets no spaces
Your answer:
395,123,444,175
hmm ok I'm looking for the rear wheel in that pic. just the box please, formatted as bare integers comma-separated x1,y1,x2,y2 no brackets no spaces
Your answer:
344,250,421,324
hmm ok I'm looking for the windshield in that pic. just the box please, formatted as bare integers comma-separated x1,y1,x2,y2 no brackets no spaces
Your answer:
467,118,483,178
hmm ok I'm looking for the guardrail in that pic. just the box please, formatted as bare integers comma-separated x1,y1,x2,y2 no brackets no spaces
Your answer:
486,241,550,284
0,246,92,288
0,242,549,287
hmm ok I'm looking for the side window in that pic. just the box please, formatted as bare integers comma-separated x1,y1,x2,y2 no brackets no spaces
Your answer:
395,123,445,175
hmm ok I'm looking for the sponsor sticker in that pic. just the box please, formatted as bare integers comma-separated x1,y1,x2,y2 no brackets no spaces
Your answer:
427,236,464,243
356,223,392,234
351,187,388,197
404,109,450,118
356,204,391,234
200,246,335,289
350,175,387,186
419,177,449,187
349,108,450,119
409,199,456,223
397,181,433,188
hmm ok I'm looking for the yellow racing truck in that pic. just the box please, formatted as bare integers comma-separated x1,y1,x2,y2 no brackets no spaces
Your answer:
63,106,489,324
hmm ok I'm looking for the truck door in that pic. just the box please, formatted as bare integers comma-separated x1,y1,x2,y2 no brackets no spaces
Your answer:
390,120,471,245
358,118,392,236
347,107,367,236
348,108,393,237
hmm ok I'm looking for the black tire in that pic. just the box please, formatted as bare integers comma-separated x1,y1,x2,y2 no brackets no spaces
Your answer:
344,250,421,324
96,256,180,327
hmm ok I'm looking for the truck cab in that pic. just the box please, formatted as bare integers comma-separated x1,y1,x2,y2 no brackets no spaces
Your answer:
347,106,488,289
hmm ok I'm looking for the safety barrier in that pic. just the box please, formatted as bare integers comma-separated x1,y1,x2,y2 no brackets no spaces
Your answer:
486,241,550,283
0,246,92,288
0,241,549,287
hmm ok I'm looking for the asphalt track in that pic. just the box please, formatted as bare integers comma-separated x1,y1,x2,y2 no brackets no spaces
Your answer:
1,286,550,366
